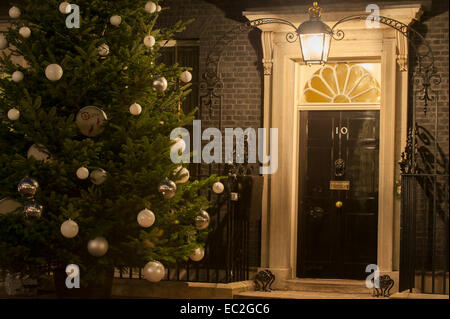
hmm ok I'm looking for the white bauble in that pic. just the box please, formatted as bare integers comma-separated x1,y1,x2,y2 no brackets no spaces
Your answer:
90,169,107,185
60,219,79,238
110,15,122,26
143,261,165,282
137,209,155,228
59,2,71,14
173,166,189,184
212,181,224,194
156,5,162,12
45,64,63,81
87,237,108,257
19,27,31,38
145,1,157,13
12,71,24,82
189,247,205,262
9,6,21,19
7,108,20,121
98,43,109,56
129,103,142,115
143,35,155,48
27,144,52,163
152,77,168,91
170,137,186,155
76,167,89,180
0,34,8,50
180,70,192,83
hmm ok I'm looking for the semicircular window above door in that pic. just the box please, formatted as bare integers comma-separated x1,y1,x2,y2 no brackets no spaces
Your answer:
303,63,381,103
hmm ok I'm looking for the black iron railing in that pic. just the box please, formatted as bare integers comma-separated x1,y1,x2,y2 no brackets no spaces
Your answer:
400,174,449,294
115,167,261,283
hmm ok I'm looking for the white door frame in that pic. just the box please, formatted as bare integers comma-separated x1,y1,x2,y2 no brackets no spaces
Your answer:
244,4,421,290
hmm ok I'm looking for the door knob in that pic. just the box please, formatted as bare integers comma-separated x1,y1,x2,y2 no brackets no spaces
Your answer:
335,201,343,208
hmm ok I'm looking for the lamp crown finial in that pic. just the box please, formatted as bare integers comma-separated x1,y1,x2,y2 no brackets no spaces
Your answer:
308,2,322,19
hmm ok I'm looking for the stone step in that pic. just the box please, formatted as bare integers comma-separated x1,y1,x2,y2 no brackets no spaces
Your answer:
283,278,370,294
234,290,377,299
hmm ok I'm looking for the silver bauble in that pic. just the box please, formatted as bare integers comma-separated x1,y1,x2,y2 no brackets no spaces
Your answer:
195,210,210,230
87,237,109,257
143,261,165,282
189,247,205,262
173,166,189,184
90,169,107,185
152,77,168,92
75,106,108,137
60,219,79,238
159,180,177,199
27,144,52,163
24,202,43,218
17,178,39,198
137,209,155,228
212,181,225,194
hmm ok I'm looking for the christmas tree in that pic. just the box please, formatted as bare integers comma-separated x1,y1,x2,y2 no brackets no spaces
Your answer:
0,0,219,291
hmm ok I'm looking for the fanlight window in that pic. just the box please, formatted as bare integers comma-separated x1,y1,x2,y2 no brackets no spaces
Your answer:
303,63,381,103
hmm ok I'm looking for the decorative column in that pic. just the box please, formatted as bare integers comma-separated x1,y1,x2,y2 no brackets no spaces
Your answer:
260,31,274,268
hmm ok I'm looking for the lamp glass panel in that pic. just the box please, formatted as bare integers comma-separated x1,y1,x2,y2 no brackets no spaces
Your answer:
300,33,331,63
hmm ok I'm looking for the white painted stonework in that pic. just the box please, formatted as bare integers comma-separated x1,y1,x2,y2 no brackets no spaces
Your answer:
244,3,423,291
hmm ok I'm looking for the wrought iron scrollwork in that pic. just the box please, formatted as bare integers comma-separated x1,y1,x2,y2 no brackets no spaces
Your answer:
372,275,395,298
330,14,440,115
254,269,275,292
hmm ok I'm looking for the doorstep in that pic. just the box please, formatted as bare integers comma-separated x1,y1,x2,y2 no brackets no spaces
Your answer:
389,291,449,299
234,290,379,299
112,279,255,299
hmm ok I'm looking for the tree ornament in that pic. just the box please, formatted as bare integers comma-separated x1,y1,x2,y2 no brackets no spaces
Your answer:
27,144,52,163
189,247,205,262
170,137,186,155
76,167,89,180
195,210,210,230
143,261,165,282
144,1,157,13
212,181,224,194
98,43,109,56
75,106,108,137
60,219,79,238
143,35,155,48
180,70,192,83
129,103,142,115
7,108,20,121
17,178,39,198
9,6,21,19
12,71,24,82
24,202,43,218
87,237,108,257
152,77,168,91
45,64,63,81
159,180,177,199
59,2,71,14
0,198,22,215
137,209,155,228
173,166,189,184
19,27,31,38
110,15,122,26
90,169,107,185
0,34,8,50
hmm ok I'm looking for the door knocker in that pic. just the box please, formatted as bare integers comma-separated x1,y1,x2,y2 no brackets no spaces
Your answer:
335,158,345,177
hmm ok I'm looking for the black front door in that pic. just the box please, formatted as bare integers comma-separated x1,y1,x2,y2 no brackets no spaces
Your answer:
297,110,379,279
